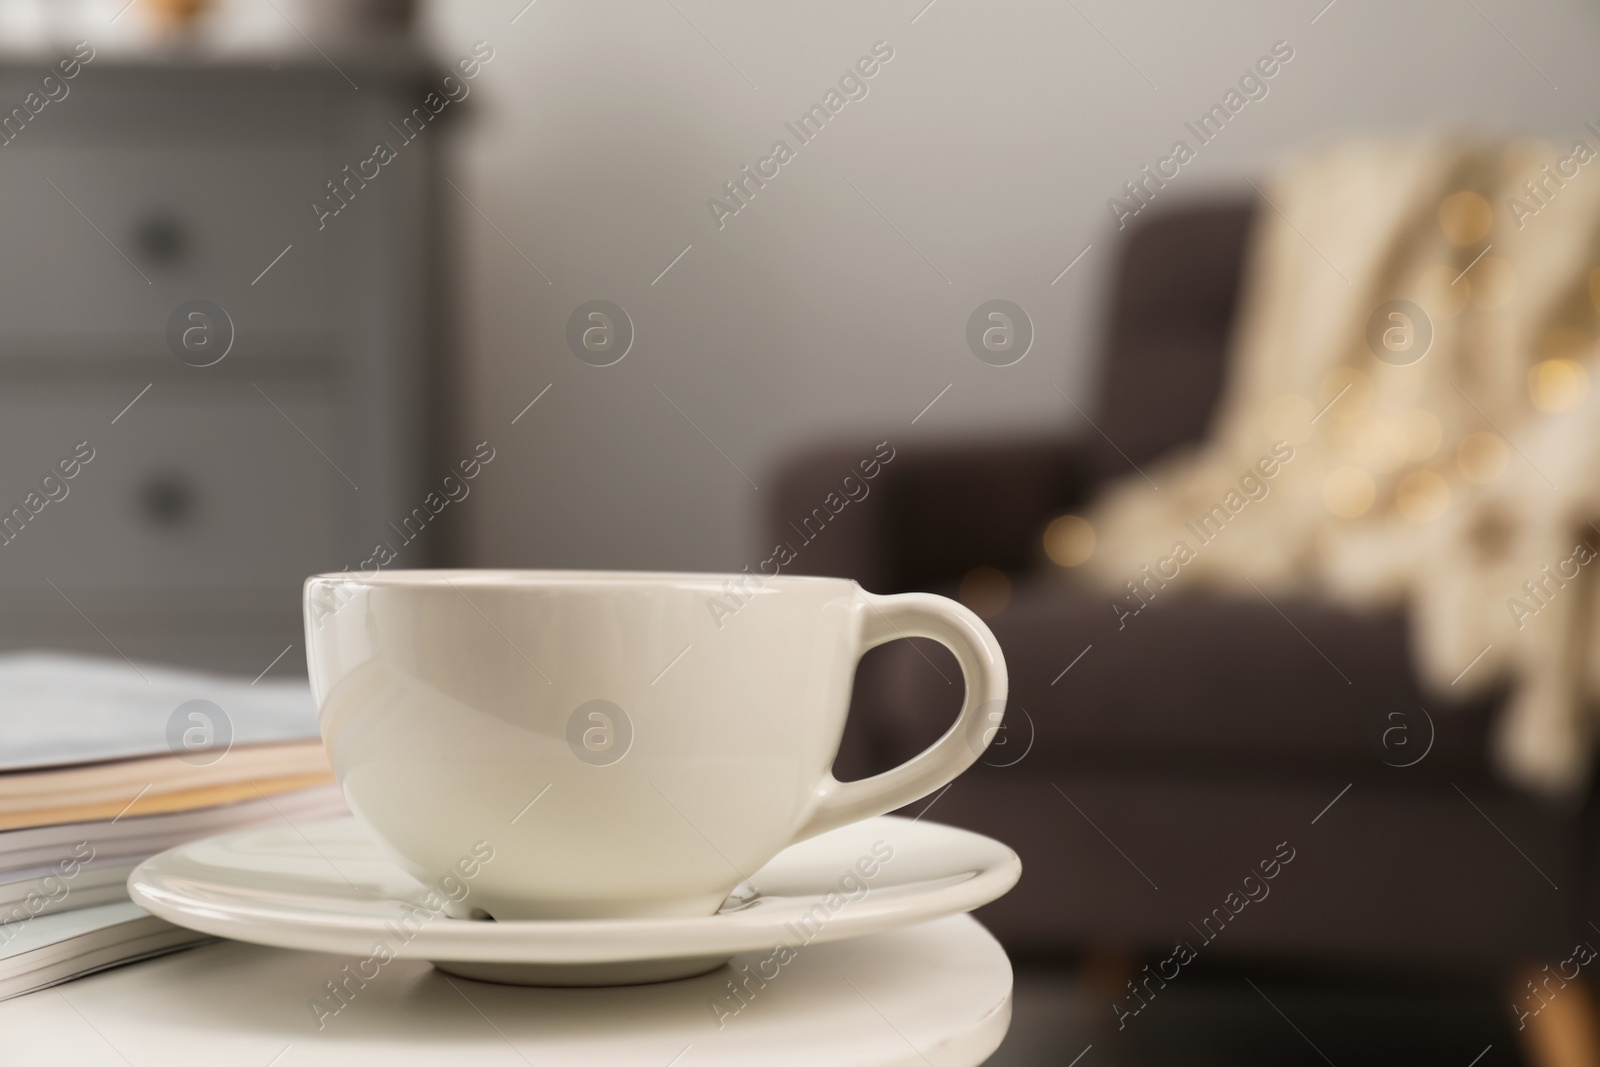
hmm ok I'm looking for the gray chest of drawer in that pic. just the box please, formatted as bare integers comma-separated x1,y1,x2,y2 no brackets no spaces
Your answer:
0,50,448,676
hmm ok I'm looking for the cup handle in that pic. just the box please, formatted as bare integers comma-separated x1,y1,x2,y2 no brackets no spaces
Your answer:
794,590,1008,841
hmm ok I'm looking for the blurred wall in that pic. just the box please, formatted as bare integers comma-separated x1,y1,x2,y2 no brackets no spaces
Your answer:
422,0,1600,574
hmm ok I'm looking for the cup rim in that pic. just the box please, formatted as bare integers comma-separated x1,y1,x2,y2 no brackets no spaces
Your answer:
304,568,860,591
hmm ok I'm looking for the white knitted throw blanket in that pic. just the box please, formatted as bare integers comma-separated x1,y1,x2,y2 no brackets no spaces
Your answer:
1082,136,1600,794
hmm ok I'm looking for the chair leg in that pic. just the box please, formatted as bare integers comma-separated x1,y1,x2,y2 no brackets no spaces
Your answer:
1083,946,1138,1065
1083,946,1137,1014
1514,967,1600,1067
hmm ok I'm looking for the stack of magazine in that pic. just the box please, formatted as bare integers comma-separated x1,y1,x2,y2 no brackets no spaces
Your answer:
0,652,345,1000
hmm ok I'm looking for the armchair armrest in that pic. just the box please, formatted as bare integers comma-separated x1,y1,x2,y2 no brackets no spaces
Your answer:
763,435,1107,592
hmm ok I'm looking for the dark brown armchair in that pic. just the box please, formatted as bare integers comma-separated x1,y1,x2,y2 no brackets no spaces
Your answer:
769,201,1594,1043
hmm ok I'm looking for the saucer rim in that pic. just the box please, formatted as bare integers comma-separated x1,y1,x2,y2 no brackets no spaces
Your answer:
128,814,1021,965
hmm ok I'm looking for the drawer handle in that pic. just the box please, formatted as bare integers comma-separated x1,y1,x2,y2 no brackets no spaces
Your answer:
132,212,189,269
138,472,196,528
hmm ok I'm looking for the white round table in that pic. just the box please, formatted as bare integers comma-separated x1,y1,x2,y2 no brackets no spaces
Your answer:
0,914,1011,1066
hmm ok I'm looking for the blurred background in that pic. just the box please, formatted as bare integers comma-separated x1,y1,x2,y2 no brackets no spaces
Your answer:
6,0,1600,1062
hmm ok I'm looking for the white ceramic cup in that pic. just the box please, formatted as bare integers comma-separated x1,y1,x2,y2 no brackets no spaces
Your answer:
303,570,1006,921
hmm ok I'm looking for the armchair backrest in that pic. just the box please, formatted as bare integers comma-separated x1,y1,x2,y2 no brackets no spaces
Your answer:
1094,199,1256,463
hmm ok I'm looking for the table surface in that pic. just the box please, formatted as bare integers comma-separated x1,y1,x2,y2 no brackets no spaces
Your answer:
0,914,1011,1066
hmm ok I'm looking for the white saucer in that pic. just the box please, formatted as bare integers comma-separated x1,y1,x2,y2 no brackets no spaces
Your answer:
128,815,1019,986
